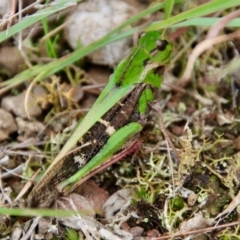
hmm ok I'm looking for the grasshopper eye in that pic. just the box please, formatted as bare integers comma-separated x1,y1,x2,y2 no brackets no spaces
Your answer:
156,40,168,51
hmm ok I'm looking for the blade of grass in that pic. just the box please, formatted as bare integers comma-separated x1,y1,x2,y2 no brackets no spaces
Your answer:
0,28,135,94
0,0,79,43
171,17,240,27
41,17,57,58
0,207,81,217
2,2,239,93
164,0,175,19
0,2,173,92
146,0,240,30
0,0,169,45
1,0,239,93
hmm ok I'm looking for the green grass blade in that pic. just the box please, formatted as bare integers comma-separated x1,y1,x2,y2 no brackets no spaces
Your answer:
0,28,135,93
0,207,81,217
171,17,240,27
164,0,175,19
0,0,79,43
65,228,79,240
146,0,240,30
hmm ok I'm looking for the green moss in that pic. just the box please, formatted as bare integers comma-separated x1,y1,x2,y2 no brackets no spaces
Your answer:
171,196,184,211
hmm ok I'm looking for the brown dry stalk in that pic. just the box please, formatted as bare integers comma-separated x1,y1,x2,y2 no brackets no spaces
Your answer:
154,221,240,240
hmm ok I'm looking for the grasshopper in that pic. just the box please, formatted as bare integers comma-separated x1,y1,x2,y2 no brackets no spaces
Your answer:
27,31,171,208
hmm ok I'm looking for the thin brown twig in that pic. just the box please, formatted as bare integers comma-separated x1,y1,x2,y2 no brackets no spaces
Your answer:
178,29,240,87
0,168,12,205
207,9,240,39
152,102,180,164
21,216,41,240
7,0,17,29
154,221,240,240
12,169,41,205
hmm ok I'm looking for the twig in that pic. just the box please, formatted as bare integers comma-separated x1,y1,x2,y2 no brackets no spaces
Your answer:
152,102,180,164
154,221,240,239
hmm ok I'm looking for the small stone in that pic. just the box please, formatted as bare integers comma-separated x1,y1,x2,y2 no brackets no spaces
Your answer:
234,136,240,150
11,222,23,240
56,193,96,217
179,212,215,232
0,108,17,141
103,188,133,220
16,117,45,138
129,226,144,238
187,192,198,206
76,180,109,215
0,47,25,75
0,0,11,19
38,218,53,235
146,229,160,238
1,92,42,119
64,0,137,66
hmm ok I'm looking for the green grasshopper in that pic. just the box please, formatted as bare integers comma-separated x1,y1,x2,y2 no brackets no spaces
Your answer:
27,31,171,208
